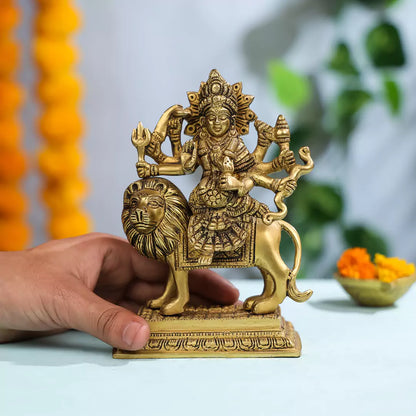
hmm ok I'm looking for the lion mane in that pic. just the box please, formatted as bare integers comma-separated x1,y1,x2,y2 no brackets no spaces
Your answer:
122,177,190,260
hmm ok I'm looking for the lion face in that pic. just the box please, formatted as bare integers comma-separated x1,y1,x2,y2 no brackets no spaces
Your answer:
122,178,191,260
129,189,166,234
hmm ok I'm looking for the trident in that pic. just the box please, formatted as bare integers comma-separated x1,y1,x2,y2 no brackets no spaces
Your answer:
131,122,152,163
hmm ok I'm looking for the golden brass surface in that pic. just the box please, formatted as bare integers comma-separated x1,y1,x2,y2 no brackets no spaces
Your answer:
335,273,416,307
113,304,301,358
119,70,314,357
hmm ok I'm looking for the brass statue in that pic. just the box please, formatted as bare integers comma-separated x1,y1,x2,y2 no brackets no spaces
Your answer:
115,70,314,358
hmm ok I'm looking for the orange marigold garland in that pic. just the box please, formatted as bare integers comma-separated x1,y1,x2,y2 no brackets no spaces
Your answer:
33,0,91,239
0,0,30,250
337,248,415,282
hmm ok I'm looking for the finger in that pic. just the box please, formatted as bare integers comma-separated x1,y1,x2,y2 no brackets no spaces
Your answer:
188,297,243,307
125,275,239,307
124,281,165,304
188,294,214,307
66,283,150,350
95,234,169,284
188,269,239,305
118,300,141,313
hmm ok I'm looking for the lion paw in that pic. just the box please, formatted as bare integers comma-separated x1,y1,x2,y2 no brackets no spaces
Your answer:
160,300,186,316
147,298,166,309
252,298,279,315
243,295,264,311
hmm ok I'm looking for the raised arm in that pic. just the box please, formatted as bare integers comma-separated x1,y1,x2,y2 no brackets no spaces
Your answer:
132,105,198,178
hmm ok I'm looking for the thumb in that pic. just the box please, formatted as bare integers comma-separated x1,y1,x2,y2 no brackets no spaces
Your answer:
67,287,150,350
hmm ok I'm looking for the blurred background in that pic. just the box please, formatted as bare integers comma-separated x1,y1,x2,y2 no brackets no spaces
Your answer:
10,0,416,278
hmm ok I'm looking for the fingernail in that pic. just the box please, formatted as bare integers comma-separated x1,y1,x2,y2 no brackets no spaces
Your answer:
122,322,149,350
226,279,238,290
225,279,240,299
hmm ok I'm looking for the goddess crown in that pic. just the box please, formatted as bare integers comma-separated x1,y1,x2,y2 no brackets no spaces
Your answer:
184,69,257,137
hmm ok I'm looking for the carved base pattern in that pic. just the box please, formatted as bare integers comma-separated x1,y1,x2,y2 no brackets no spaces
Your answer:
113,305,301,358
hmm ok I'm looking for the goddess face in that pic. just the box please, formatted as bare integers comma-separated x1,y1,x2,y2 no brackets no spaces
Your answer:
129,189,166,234
204,108,231,138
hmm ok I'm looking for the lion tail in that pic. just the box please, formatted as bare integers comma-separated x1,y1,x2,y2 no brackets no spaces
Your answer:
279,220,313,303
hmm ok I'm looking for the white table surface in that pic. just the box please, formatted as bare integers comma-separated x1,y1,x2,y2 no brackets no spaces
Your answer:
1,279,415,416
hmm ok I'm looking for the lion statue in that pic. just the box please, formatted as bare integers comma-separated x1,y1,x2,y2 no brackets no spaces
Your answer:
122,177,312,316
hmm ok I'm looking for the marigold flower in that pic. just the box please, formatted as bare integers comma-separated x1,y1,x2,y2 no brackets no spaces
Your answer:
48,209,91,239
33,37,78,74
35,0,71,8
42,177,88,212
0,218,31,251
0,80,24,116
0,38,20,75
0,117,22,148
37,73,83,105
0,184,27,216
35,2,81,37
0,3,20,33
337,247,377,280
0,148,27,180
38,143,84,179
38,106,83,144
375,253,415,282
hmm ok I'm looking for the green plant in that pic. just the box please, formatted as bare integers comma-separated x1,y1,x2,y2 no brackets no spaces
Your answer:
267,0,406,276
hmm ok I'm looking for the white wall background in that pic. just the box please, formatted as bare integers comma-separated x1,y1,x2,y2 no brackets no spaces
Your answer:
19,0,416,277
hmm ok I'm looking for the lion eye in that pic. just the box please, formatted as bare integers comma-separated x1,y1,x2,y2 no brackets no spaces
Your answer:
148,197,164,208
131,199,138,207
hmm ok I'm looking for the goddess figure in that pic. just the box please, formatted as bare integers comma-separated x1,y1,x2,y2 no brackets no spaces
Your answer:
134,70,299,266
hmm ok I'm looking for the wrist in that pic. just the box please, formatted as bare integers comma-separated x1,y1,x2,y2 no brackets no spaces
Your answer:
271,178,282,193
150,164,159,176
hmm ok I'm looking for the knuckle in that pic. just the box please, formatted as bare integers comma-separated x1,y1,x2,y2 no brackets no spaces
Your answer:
42,284,72,328
96,307,124,337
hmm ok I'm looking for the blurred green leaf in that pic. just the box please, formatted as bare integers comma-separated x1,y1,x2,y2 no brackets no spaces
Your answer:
330,89,372,140
283,77,332,157
328,42,359,76
383,75,402,115
343,225,389,258
268,60,312,110
356,0,397,7
385,0,401,7
366,22,405,68
290,182,344,226
303,226,325,258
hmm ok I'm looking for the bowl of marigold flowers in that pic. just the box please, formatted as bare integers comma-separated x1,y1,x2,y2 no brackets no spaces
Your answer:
335,248,415,306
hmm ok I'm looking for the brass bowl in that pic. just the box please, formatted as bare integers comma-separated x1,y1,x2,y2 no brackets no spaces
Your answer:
335,273,416,307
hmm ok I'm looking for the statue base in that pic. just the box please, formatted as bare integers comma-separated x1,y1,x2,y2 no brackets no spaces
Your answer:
113,304,301,358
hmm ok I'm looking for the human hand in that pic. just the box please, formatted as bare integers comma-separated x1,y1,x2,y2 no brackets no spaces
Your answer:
278,149,296,171
172,106,191,119
219,173,241,191
0,233,239,350
136,161,151,178
181,140,197,173
277,177,297,197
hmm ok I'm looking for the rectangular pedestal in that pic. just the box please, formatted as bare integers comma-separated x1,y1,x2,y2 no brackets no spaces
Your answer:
113,304,301,358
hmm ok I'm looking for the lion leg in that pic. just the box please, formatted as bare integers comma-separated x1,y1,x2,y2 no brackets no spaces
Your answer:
243,269,275,311
251,264,289,315
160,269,189,315
147,268,176,309
160,252,190,315
252,220,289,314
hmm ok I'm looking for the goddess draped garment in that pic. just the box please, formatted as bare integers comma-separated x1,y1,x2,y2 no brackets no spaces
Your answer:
188,131,269,255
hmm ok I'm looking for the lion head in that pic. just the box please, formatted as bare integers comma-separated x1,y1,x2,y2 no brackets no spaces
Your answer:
122,177,190,260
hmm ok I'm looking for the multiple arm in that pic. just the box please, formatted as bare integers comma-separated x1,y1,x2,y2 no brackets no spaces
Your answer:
132,109,302,202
